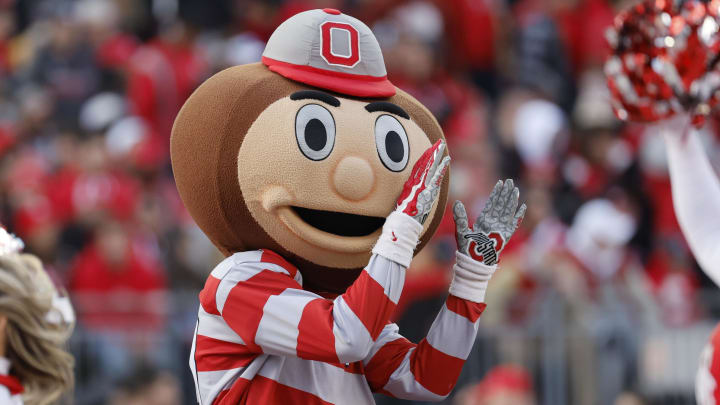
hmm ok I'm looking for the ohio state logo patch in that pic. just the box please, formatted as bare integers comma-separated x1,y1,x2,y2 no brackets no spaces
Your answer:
465,232,504,265
320,21,360,67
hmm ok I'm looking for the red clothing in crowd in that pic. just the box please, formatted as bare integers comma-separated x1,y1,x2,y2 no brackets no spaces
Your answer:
127,40,206,142
46,167,140,223
69,243,167,331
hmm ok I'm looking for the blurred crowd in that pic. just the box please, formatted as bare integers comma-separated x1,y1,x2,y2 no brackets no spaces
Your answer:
0,0,717,404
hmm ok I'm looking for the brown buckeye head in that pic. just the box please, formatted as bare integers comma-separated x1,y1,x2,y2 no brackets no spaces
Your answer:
171,63,449,293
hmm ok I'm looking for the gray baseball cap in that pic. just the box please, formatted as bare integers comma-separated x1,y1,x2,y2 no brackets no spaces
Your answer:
262,8,395,98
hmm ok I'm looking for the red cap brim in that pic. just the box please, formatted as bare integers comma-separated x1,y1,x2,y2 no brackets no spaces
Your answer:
262,56,396,98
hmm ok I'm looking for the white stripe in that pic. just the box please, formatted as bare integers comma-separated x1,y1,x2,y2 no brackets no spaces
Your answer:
257,355,374,405
0,386,21,405
332,295,373,363
397,166,430,211
425,305,478,360
210,257,236,280
196,367,243,404
195,354,269,403
197,306,245,345
209,251,263,279
255,289,317,356
215,262,292,313
189,321,202,405
293,268,303,286
365,255,405,304
231,250,264,265
382,348,446,401
363,323,401,366
239,352,269,378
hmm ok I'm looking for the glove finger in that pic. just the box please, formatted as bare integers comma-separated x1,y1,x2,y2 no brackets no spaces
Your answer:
513,203,527,229
453,200,468,232
429,156,450,188
476,180,501,230
498,179,514,219
453,200,469,250
425,140,446,186
415,141,439,181
503,186,520,223
489,180,503,207
493,179,512,218
418,142,440,187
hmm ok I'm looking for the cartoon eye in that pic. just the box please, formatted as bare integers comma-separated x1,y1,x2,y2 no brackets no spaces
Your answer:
295,104,336,161
374,114,409,172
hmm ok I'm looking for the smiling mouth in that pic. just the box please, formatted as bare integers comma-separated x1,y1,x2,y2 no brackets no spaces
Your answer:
291,206,385,237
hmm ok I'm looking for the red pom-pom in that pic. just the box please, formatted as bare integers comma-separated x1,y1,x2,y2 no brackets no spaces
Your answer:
605,0,720,127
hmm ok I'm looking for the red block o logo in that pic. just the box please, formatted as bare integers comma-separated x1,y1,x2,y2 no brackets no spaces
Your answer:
320,21,360,68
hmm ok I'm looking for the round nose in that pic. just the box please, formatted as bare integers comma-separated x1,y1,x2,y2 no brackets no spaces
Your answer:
333,156,375,201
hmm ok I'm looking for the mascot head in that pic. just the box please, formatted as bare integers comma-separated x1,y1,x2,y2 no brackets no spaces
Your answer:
171,9,448,293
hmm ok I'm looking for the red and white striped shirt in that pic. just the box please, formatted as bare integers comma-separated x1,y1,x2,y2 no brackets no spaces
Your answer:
190,249,486,404
0,358,23,405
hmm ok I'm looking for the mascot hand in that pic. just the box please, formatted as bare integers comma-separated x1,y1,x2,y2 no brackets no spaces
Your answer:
453,179,525,266
396,140,450,225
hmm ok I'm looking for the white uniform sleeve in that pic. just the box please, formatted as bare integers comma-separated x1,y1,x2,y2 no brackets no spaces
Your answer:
665,130,720,285
0,386,22,405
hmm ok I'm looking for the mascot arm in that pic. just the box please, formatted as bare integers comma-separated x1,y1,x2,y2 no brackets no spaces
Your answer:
665,129,720,285
360,180,525,401
207,211,423,365
362,298,486,401
450,179,525,301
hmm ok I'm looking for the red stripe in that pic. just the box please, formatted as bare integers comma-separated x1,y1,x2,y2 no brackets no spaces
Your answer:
296,298,340,363
446,295,486,323
0,375,23,395
245,376,333,405
410,339,466,396
261,249,297,279
365,337,414,391
195,334,256,372
221,270,298,352
343,270,395,340
199,275,222,315
213,378,250,405
396,143,433,207
261,56,396,98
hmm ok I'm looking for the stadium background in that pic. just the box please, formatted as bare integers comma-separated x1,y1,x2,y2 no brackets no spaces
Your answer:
0,0,716,404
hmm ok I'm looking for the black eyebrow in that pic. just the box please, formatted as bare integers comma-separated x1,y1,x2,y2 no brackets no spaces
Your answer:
290,90,340,107
364,101,409,120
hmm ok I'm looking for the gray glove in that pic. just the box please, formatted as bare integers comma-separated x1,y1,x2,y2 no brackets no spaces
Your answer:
453,179,526,266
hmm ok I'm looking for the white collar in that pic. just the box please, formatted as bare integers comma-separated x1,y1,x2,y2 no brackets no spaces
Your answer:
0,357,10,375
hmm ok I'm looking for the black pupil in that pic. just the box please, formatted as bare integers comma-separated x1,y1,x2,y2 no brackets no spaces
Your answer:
305,119,327,151
385,131,404,163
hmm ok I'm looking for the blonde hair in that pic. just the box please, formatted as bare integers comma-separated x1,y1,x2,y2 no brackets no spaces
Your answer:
0,253,74,405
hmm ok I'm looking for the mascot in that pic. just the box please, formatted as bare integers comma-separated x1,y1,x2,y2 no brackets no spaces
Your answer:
171,9,526,404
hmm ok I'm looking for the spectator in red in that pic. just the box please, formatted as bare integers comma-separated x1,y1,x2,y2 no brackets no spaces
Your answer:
68,219,167,333
46,135,141,225
126,19,207,151
454,364,536,405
